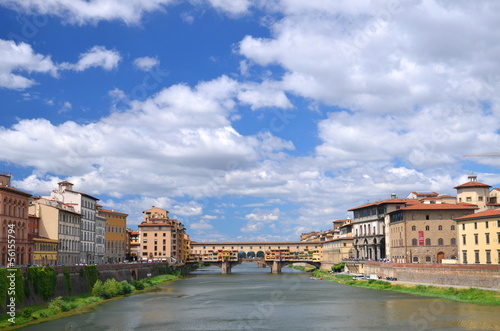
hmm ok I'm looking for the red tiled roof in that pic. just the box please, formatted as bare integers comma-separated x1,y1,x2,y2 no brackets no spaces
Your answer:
99,208,128,216
454,181,491,189
455,208,500,220
411,192,439,197
348,199,410,211
0,186,32,197
398,203,478,211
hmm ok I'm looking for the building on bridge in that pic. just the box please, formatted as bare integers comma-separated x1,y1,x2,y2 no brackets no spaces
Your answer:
138,206,188,262
189,242,322,263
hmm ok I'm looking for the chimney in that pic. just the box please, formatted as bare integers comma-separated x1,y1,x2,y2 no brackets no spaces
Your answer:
390,193,397,199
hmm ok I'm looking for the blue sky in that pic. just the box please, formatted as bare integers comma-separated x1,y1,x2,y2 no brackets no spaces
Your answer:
1,1,500,242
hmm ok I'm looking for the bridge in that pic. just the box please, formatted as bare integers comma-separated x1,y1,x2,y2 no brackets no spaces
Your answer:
189,241,322,274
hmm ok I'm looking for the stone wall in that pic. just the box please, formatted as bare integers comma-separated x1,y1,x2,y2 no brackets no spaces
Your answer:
2,262,178,312
364,261,500,289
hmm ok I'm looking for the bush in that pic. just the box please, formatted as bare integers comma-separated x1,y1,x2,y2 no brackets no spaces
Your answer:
91,280,104,298
129,280,145,290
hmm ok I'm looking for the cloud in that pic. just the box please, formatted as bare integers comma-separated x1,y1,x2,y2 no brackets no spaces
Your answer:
0,39,57,89
190,219,213,231
204,0,251,17
60,46,121,71
0,0,252,25
133,56,159,71
0,0,177,25
0,76,293,200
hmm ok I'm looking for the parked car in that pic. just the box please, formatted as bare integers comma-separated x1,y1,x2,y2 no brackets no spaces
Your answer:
352,275,365,280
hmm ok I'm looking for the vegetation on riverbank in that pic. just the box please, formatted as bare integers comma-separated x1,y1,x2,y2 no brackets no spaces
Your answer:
313,270,500,305
0,273,182,330
288,264,317,272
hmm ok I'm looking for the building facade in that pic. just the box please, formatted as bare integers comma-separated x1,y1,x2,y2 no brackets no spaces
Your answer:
47,181,99,264
139,207,187,262
388,203,477,263
455,209,500,265
0,173,32,266
455,175,491,212
29,197,81,265
99,207,128,264
350,195,409,260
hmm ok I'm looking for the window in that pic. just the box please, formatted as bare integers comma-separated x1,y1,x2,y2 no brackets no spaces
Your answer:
413,256,419,263
474,250,480,264
474,222,477,229
412,238,417,246
143,245,147,250
462,223,465,230
462,235,466,245
462,250,467,264
466,197,472,202
498,250,500,264
486,250,491,264
438,225,442,231
425,256,431,262
498,220,500,227
425,225,430,231
143,239,147,243
411,225,416,231
486,221,489,229
486,233,490,244
474,234,478,245
438,238,444,245
426,215,430,220
451,238,456,246
479,196,483,201
425,238,431,246
451,225,455,231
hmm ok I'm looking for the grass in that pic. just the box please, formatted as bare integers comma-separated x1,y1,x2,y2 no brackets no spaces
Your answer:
0,273,181,330
288,264,317,272
313,270,500,305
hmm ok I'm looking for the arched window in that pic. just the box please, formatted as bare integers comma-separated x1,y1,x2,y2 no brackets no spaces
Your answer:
413,256,419,263
451,238,456,245
425,238,431,246
411,225,416,231
425,225,430,231
412,238,418,246
438,238,444,245
425,256,431,262
438,225,442,230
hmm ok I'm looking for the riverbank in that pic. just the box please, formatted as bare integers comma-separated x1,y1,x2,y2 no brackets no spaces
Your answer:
0,273,181,330
313,270,500,305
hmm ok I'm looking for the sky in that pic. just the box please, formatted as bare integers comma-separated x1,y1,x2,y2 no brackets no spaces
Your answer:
1,0,500,243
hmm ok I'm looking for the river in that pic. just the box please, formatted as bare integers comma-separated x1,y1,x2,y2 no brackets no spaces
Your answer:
22,262,500,330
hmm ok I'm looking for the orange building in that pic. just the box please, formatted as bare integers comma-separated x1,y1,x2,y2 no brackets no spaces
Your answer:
98,206,128,264
138,207,187,262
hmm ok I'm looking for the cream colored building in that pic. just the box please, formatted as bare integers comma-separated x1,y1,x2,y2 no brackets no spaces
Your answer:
455,175,491,212
454,209,500,264
29,197,81,265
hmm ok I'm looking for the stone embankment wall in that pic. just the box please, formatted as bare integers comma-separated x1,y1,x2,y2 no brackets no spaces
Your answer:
1,262,180,312
364,261,500,289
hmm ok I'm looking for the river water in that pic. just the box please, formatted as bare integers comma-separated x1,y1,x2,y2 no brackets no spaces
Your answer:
22,263,500,330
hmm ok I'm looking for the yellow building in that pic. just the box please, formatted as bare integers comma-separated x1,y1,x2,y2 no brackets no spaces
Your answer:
33,237,58,265
98,206,128,264
139,206,187,262
454,209,500,264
